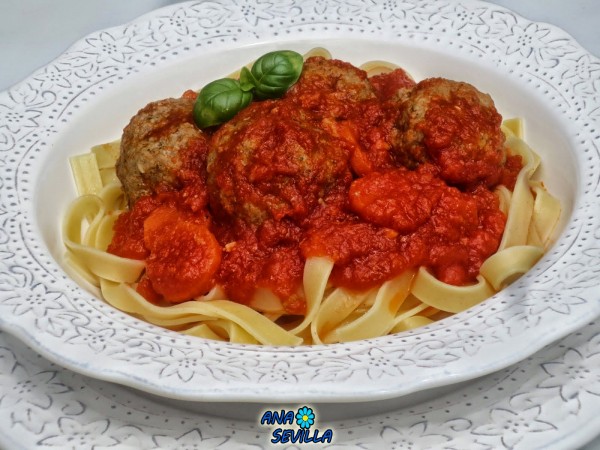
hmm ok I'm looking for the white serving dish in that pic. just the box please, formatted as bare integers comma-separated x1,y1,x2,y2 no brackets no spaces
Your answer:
0,0,598,403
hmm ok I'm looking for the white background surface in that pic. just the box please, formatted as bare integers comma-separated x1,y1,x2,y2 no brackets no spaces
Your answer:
0,0,599,448
1,0,599,90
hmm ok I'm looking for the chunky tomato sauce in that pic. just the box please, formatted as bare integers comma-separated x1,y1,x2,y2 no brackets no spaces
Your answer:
108,61,521,314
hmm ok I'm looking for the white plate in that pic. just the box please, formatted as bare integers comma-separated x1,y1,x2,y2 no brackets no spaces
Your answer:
0,320,599,449
0,0,599,402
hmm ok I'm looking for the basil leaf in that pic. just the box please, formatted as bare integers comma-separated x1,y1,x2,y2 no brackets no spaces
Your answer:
239,67,257,92
251,50,304,99
193,78,253,128
192,50,303,128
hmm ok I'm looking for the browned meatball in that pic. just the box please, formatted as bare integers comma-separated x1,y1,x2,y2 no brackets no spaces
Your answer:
207,100,352,225
369,67,416,105
285,56,377,119
394,78,506,187
116,97,209,205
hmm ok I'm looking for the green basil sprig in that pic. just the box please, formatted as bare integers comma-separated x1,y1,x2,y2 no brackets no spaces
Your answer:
193,50,304,129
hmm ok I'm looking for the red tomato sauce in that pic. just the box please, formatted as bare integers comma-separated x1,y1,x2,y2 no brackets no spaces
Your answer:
370,67,416,101
108,58,521,314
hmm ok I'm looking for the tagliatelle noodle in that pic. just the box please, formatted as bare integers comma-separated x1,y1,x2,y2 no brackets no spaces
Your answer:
497,121,558,249
360,60,400,76
310,287,374,344
249,288,285,314
288,257,334,335
63,194,145,284
61,50,561,345
69,153,103,196
502,117,524,139
63,251,102,288
321,269,416,343
529,180,561,247
479,245,545,290
495,185,512,216
183,320,259,344
411,267,495,313
498,135,540,250
180,323,226,341
395,295,430,316
91,141,121,168
302,47,332,60
477,120,560,291
392,316,435,333
139,315,215,327
100,279,302,345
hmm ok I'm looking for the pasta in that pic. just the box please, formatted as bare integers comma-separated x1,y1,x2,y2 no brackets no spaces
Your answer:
62,50,561,345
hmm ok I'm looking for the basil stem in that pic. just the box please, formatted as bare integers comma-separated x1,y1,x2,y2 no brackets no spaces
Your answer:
239,67,257,92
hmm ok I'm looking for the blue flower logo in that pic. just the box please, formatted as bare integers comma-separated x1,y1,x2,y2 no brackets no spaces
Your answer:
296,406,315,429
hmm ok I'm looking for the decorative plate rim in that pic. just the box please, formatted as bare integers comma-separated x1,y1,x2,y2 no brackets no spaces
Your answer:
0,0,599,402
0,320,598,449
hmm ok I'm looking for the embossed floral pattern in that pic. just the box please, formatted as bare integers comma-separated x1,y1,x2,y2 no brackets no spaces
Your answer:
380,423,450,449
473,407,556,448
38,418,119,448
520,290,587,318
85,31,136,64
540,348,600,401
152,429,229,449
0,92,42,134
155,348,210,382
258,360,299,383
444,4,487,30
4,283,64,318
350,347,413,379
365,0,416,21
67,326,116,353
0,321,598,449
0,362,71,433
0,0,598,405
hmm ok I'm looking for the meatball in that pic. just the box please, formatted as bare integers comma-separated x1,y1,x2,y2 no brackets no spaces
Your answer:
285,56,377,119
116,96,209,205
395,78,505,187
207,100,352,225
286,57,403,176
369,67,416,105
